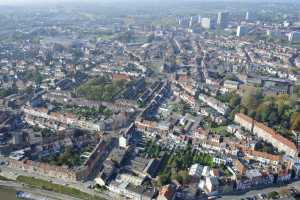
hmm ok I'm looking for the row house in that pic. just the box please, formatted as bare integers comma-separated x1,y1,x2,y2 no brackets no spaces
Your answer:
199,94,229,115
135,120,171,137
23,106,101,131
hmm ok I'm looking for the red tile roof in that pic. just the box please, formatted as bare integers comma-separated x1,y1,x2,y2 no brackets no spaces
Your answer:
244,148,281,162
254,121,297,152
112,73,130,81
159,184,175,200
236,113,297,154
235,113,253,124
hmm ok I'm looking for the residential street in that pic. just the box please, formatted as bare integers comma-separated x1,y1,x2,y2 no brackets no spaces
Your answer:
220,181,300,200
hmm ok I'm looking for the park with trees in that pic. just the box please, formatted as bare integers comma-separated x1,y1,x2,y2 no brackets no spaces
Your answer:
217,89,300,141
157,143,214,186
75,76,127,102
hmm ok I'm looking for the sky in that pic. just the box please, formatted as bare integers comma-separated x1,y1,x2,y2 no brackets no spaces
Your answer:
0,0,93,5
0,0,294,6
0,0,73,4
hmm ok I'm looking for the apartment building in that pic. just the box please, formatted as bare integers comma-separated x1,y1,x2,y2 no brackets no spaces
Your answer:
234,113,298,157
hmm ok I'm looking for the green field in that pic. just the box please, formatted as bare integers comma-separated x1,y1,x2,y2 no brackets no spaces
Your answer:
96,34,115,41
0,175,11,181
16,176,104,200
75,76,126,102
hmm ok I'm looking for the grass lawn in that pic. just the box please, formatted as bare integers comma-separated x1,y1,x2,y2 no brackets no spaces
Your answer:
210,126,228,134
96,34,115,41
16,176,104,200
210,126,233,137
76,77,126,102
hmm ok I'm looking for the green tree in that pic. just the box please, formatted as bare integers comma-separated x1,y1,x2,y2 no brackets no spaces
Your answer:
291,112,300,130
255,102,273,122
268,191,279,199
158,173,171,186
268,111,279,126
229,95,241,108
177,170,191,185
241,88,263,112
0,88,11,98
